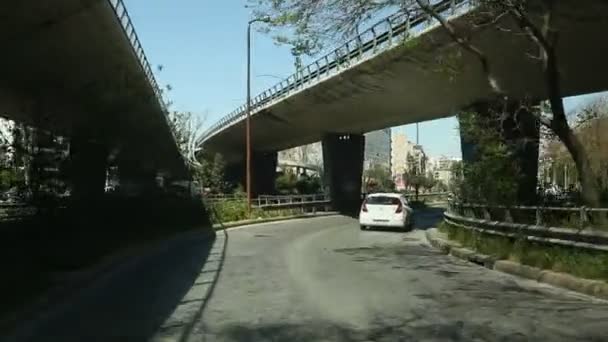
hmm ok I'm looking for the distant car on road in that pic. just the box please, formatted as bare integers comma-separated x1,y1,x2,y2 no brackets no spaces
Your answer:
359,193,414,231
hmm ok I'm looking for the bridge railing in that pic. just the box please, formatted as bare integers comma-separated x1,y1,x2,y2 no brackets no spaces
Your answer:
445,201,608,251
107,0,166,112
201,0,473,141
107,0,186,159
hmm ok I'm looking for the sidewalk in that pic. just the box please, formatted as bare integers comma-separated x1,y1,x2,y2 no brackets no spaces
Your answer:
0,227,215,340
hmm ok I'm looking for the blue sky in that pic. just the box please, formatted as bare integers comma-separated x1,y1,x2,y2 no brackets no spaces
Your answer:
126,0,607,159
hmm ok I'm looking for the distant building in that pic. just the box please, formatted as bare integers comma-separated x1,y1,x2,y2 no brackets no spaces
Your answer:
364,128,391,171
391,133,414,177
429,155,461,185
406,144,427,175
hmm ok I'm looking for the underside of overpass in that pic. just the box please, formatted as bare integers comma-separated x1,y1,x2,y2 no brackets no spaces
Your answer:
203,0,608,163
0,0,188,179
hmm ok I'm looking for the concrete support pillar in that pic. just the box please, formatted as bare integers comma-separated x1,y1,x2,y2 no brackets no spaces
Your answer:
224,151,278,196
69,137,109,201
322,133,365,215
224,162,245,192
252,151,277,196
116,152,160,196
459,100,540,204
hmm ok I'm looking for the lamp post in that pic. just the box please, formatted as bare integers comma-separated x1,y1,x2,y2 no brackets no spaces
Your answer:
246,16,271,214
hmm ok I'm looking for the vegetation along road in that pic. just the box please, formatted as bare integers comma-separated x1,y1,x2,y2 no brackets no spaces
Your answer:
6,209,608,341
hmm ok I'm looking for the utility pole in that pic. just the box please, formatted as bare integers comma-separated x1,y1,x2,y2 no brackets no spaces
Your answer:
246,16,271,215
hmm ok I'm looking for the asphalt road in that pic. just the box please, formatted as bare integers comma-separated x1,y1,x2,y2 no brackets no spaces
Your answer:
195,209,608,341
5,208,608,341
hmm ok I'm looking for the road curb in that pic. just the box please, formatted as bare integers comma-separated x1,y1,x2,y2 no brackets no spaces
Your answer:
494,261,608,300
425,228,608,300
213,212,339,230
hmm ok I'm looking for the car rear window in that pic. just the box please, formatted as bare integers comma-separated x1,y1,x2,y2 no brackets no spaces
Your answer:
366,196,400,205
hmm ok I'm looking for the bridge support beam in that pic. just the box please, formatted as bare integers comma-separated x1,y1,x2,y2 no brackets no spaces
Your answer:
322,133,365,216
459,100,540,204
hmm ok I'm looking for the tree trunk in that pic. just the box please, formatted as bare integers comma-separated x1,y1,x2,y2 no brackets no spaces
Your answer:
553,124,601,206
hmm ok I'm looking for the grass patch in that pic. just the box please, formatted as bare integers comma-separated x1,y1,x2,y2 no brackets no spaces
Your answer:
442,221,608,282
208,200,305,224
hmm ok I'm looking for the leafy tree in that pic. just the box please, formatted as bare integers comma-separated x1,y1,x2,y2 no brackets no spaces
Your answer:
435,180,448,193
364,163,394,193
248,0,607,206
453,110,522,204
196,152,227,194
405,172,425,200
276,170,298,194
422,172,437,192
542,96,608,204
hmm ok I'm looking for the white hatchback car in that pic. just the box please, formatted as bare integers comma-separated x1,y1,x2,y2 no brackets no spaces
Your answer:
359,193,414,230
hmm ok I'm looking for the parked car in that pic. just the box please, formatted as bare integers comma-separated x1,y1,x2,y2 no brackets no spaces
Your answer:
359,193,414,231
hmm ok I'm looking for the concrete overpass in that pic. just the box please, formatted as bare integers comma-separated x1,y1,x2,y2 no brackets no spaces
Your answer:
0,0,209,281
0,0,188,180
201,0,608,212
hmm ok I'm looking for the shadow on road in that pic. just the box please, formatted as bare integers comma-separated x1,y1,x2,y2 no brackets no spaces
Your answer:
413,207,445,230
363,207,445,233
209,318,492,342
152,227,229,342
4,229,223,342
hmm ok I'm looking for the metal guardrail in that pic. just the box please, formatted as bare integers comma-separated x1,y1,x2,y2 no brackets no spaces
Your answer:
0,203,38,222
200,0,473,142
447,201,608,230
255,194,330,209
445,201,608,251
403,192,449,201
204,193,331,210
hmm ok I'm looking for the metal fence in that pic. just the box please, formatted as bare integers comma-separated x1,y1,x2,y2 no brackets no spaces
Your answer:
200,0,473,142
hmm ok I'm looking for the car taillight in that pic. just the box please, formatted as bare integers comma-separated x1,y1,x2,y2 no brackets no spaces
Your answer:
395,202,403,213
361,200,368,212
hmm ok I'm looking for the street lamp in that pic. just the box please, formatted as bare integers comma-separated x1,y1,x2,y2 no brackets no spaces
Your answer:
256,74,283,80
246,16,271,215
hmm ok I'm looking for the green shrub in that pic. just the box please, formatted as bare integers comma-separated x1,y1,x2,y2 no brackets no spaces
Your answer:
209,200,305,224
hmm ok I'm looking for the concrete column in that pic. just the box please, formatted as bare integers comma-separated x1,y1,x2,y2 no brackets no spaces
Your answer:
322,133,365,215
224,152,278,196
459,100,540,204
69,137,109,201
116,151,159,196
252,151,277,196
224,161,245,192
